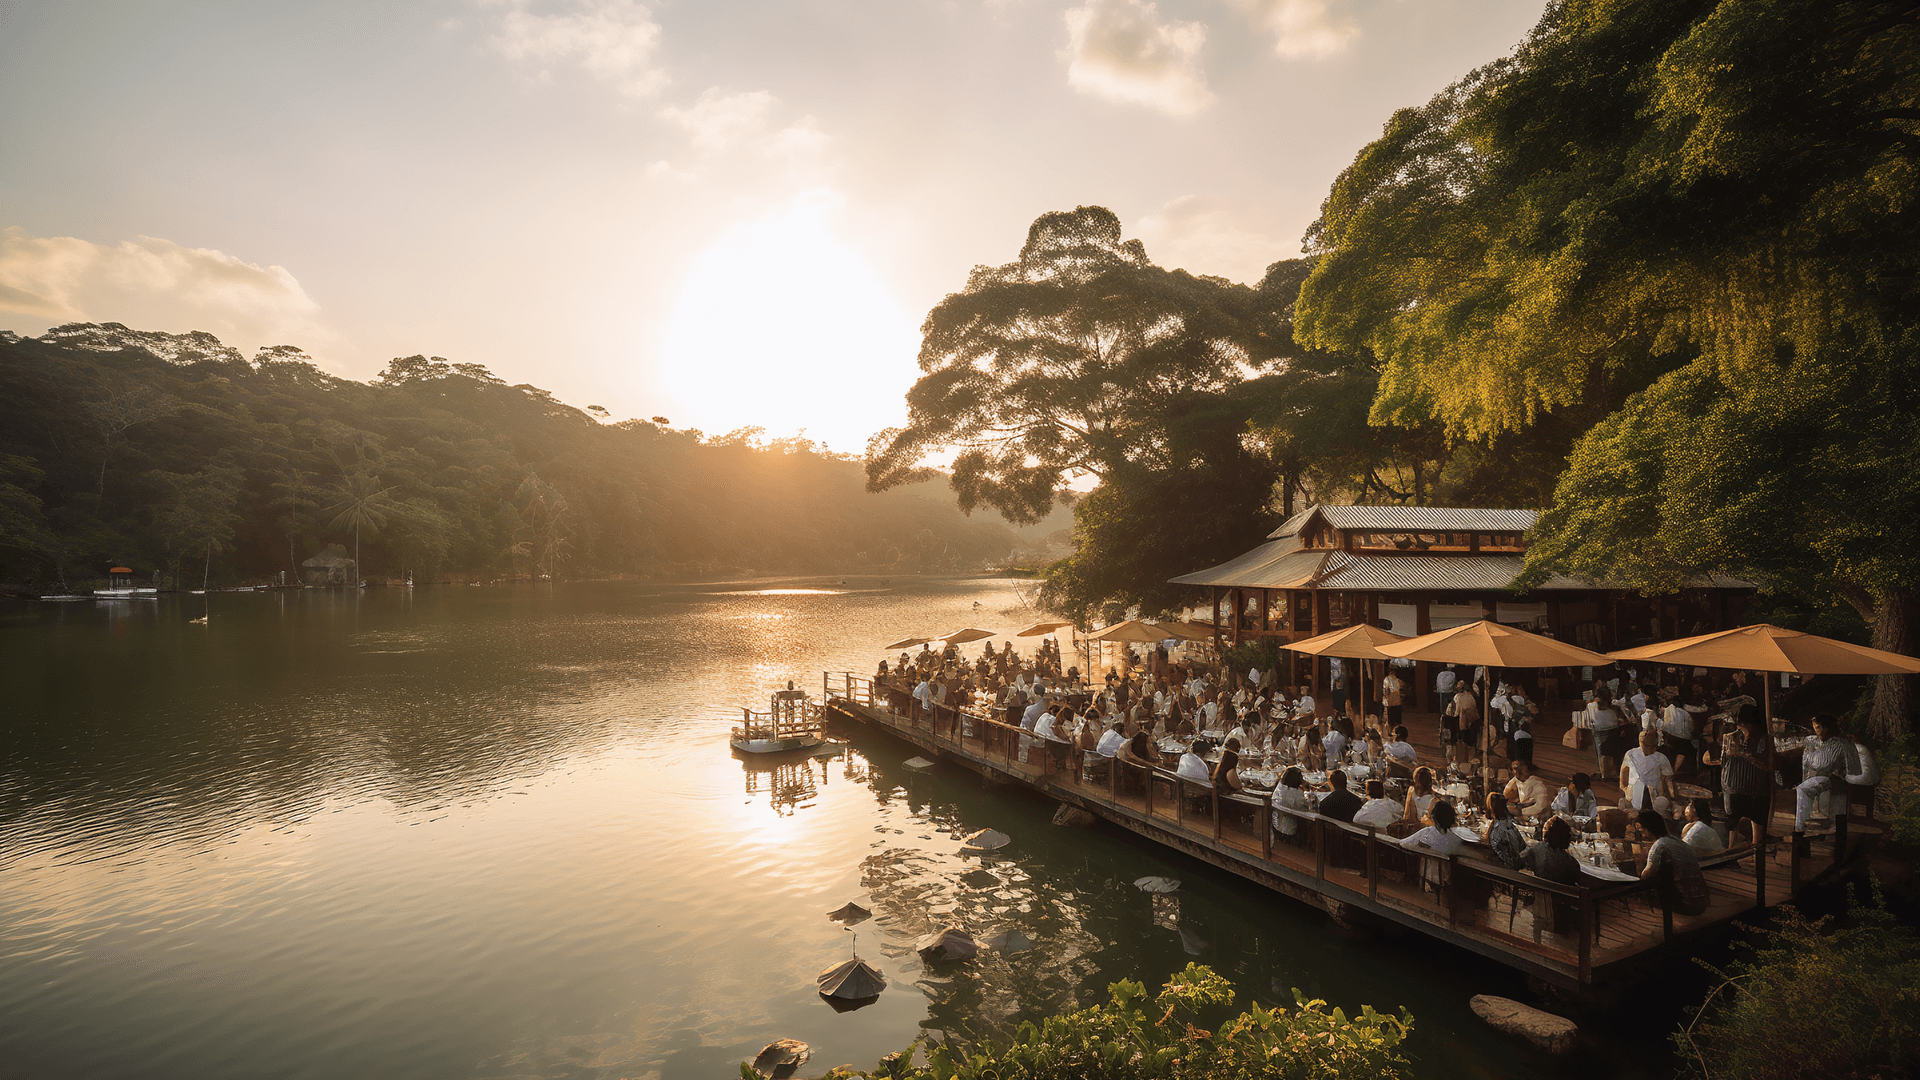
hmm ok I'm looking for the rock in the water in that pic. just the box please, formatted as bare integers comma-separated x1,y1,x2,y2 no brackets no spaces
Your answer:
1051,804,1097,828
752,1038,811,1078
1133,875,1181,894
1469,994,1578,1054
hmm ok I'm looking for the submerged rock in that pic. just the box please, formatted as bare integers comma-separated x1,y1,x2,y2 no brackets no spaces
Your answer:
1469,994,1578,1054
752,1038,811,1078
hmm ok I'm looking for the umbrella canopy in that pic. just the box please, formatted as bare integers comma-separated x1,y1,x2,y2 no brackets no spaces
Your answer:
1085,619,1171,644
915,926,978,961
959,828,1011,852
1015,621,1073,637
1608,623,1920,675
825,902,872,926
1284,623,1410,659
935,627,997,645
817,957,887,1001
884,636,932,651
1156,621,1216,643
1376,619,1613,668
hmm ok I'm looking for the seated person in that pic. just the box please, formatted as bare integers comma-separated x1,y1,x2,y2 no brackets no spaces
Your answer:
1551,772,1599,821
1400,799,1463,885
1095,719,1127,757
1353,779,1400,827
1682,797,1726,855
1502,759,1552,819
1638,810,1709,916
1485,793,1526,870
1403,766,1438,824
1383,725,1419,772
1523,816,1582,885
1212,738,1245,794
1317,769,1362,822
1322,719,1351,765
1175,741,1213,785
1273,767,1309,836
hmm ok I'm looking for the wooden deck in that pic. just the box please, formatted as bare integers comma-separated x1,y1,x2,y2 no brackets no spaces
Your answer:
821,674,1872,990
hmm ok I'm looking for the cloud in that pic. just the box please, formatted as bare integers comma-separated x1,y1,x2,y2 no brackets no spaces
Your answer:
482,0,666,99
653,87,832,184
659,88,777,152
1239,0,1358,59
0,228,342,353
1062,0,1212,116
1133,196,1287,283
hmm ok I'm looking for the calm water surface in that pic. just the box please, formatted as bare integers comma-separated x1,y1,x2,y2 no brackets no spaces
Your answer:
1,579,1666,1079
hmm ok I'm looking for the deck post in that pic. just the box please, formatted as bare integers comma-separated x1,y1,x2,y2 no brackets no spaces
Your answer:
1145,766,1155,817
1578,893,1593,986
1212,790,1223,842
1315,818,1327,882
1261,795,1273,860
1367,830,1379,902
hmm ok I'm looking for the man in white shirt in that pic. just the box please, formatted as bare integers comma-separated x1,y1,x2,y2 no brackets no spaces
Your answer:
1435,667,1458,696
1658,694,1696,770
1353,779,1400,827
1294,690,1316,719
913,677,934,715
1175,743,1212,785
1021,696,1047,731
1620,729,1675,815
1095,719,1126,757
1795,714,1853,833
1033,708,1060,741
1502,759,1551,819
1199,696,1221,729
1384,725,1419,771
1381,669,1405,726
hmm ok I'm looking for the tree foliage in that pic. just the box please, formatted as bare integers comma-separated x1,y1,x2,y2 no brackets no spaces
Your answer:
744,965,1414,1080
865,207,1276,525
0,325,1037,587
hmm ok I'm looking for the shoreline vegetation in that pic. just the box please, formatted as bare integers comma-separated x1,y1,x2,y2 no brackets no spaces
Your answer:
0,324,1071,595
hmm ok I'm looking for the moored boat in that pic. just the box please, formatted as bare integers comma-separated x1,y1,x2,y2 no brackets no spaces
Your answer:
730,684,831,753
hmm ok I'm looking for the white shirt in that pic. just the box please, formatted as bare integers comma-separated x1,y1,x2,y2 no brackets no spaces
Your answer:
1034,712,1059,740
1273,785,1308,835
1200,701,1220,726
1624,747,1674,808
1354,798,1399,827
1175,753,1212,784
1295,694,1316,715
1021,700,1046,729
1385,740,1417,765
1660,703,1692,741
1322,730,1349,762
1095,729,1126,757
1401,825,1464,884
1248,666,1260,685
1683,820,1725,856
1435,670,1457,694
914,679,933,705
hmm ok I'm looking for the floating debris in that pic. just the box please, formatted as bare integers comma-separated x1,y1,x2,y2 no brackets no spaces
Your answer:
981,928,1034,954
960,829,1011,853
914,926,978,962
817,957,887,1011
826,902,872,926
903,757,936,770
1134,876,1181,894
960,869,999,889
752,1039,811,1079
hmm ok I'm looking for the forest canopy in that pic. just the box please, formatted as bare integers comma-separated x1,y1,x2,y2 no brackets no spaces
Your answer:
0,324,1053,589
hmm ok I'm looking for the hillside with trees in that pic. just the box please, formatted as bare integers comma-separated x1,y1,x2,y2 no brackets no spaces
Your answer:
0,323,1053,591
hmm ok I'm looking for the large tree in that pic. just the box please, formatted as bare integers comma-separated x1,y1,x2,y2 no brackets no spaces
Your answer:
865,206,1277,524
1296,0,1920,735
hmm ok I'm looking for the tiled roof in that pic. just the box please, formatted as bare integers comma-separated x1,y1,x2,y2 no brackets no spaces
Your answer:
1268,504,1539,539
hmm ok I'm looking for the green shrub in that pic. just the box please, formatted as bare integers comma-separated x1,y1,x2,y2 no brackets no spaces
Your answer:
1872,736,1920,849
1674,881,1920,1080
750,964,1414,1080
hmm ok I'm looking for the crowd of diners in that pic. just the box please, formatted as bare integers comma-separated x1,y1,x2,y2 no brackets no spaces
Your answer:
875,636,1884,923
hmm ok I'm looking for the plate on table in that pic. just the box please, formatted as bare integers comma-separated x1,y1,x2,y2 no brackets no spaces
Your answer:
1675,783,1712,801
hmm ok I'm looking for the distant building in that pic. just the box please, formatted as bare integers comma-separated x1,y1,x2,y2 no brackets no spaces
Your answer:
1170,504,1753,708
301,546,356,587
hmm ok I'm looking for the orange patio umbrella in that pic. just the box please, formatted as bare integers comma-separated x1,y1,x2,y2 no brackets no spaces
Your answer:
934,627,998,645
1014,621,1073,637
1284,623,1411,726
1379,620,1614,771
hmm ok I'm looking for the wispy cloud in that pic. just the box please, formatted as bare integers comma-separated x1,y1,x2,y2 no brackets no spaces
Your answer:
0,228,343,353
1134,195,1285,283
653,87,832,185
1062,0,1212,116
482,0,667,99
1239,0,1358,59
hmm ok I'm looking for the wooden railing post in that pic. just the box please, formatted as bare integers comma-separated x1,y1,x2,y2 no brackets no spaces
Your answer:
1261,796,1273,860
1315,819,1327,882
1145,768,1155,817
1578,892,1593,986
1211,790,1222,842
1366,830,1379,902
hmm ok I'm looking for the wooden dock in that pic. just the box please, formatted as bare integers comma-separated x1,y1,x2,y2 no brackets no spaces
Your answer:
820,673,1870,990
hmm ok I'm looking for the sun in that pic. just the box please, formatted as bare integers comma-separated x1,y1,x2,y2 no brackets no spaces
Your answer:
656,190,921,453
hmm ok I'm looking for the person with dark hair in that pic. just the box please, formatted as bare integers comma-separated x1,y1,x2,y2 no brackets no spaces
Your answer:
1503,759,1551,819
1403,766,1437,823
1683,797,1725,855
1212,737,1245,794
1638,810,1708,916
1401,799,1463,886
1523,817,1582,886
1795,713,1853,834
1354,778,1399,827
1273,766,1309,838
1551,772,1599,821
1383,724,1419,773
1707,705,1773,827
1486,793,1526,870
1318,769,1362,822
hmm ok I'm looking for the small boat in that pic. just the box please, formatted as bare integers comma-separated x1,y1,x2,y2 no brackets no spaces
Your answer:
730,683,830,754
95,566,159,600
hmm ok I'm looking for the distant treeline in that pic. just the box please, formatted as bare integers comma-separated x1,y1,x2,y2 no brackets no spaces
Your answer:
0,324,1056,589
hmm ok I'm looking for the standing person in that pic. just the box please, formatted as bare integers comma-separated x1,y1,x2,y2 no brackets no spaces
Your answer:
1621,730,1676,816
1588,688,1626,776
1452,680,1481,768
1708,706,1773,830
1330,663,1348,720
1381,665,1405,729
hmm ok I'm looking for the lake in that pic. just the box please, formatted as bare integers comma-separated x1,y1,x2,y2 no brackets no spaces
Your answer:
0,578,1667,1079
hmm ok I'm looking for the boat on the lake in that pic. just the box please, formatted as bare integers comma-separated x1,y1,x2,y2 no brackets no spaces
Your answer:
730,684,831,754
94,566,159,600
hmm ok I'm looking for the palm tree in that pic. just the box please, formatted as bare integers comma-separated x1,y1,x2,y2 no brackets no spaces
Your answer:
270,466,315,573
323,471,398,584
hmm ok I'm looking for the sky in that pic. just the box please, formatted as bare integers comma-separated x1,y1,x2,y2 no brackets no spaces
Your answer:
0,0,1547,453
